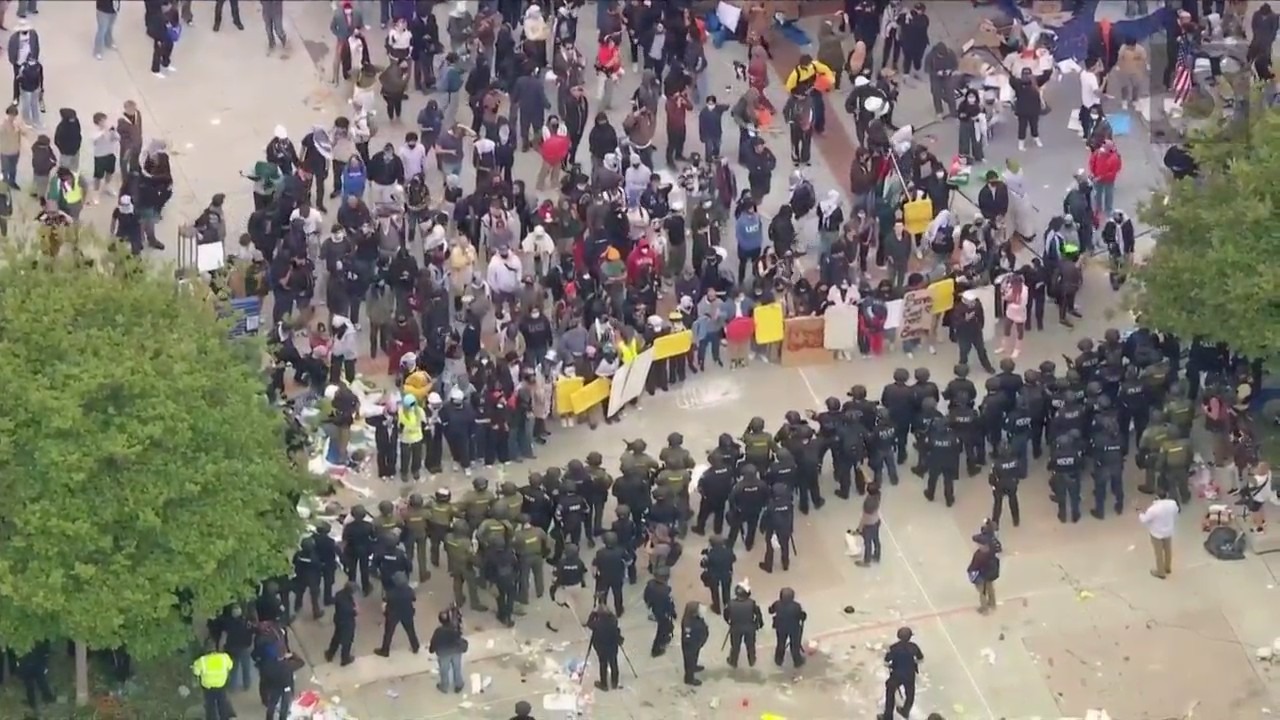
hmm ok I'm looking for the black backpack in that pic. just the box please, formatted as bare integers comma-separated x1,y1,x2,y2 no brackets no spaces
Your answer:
790,181,815,218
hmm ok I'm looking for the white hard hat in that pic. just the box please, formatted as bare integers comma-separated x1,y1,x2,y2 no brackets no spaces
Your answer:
863,97,886,116
449,387,465,401
427,392,442,405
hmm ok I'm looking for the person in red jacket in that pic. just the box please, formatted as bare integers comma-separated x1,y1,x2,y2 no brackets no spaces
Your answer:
536,118,571,190
625,236,658,285
1087,139,1122,217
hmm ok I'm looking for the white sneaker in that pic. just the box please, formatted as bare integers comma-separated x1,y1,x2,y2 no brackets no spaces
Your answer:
906,352,914,359
153,72,166,78
166,65,177,72
1034,137,1043,148
928,345,937,355
95,53,103,60
1018,140,1025,151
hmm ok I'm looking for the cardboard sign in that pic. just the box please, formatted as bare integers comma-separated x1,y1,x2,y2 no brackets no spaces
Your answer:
570,378,610,414
653,330,693,360
823,304,859,351
753,302,784,345
607,366,632,418
897,290,934,341
781,317,831,367
618,349,654,411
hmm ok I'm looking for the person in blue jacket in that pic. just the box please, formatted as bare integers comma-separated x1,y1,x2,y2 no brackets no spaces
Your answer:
734,200,764,286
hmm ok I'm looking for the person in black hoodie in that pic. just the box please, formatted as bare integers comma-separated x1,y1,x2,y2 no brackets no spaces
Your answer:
768,204,796,259
976,171,1009,226
300,126,331,212
1011,68,1043,151
260,651,305,720
146,0,177,76
587,112,617,169
367,142,405,207
53,108,82,173
562,84,590,165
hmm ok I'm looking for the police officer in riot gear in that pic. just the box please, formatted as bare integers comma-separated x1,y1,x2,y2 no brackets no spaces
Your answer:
554,480,590,561
710,432,744,473
610,505,642,586
943,363,977,407
461,477,497,529
869,406,900,486
947,388,982,476
790,421,825,512
1091,417,1127,518
375,532,412,594
695,452,734,534
1003,394,1032,476
883,627,924,720
660,432,696,472
341,505,376,595
513,513,551,604
767,447,799,494
292,537,324,620
592,531,628,616
725,584,764,668
759,483,795,573
910,397,944,477
402,493,432,583
644,566,677,656
727,464,768,551
700,535,736,615
613,463,651,530
1070,337,1101,383
989,442,1022,526
1050,431,1085,523
310,521,339,605
425,489,455,568
994,358,1023,403
520,472,554,532
1118,365,1150,452
924,415,961,506
881,369,915,464
1136,409,1170,494
743,416,778,468
977,376,1006,459
445,520,488,611
847,385,879,431
835,410,869,498
1022,369,1049,459
1159,423,1194,503
769,587,807,668
549,543,588,604
585,453,614,539
812,397,844,468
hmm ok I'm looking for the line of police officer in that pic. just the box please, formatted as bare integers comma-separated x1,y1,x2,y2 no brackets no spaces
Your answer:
285,326,1196,683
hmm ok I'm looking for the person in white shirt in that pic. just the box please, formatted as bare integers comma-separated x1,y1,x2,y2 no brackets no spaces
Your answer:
396,132,428,180
1138,489,1179,578
1078,60,1103,139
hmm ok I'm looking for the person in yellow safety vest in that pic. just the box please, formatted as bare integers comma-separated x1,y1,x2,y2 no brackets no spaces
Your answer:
191,642,236,720
784,53,835,93
398,392,427,482
618,335,640,365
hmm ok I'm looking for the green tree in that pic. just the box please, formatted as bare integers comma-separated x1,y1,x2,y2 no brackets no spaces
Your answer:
1136,108,1280,363
0,237,307,704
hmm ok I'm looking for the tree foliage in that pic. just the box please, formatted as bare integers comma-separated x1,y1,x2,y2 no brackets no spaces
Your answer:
1136,109,1280,363
0,237,308,659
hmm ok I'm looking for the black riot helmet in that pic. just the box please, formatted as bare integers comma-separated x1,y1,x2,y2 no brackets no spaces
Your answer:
1039,361,1056,376
748,416,765,432
984,377,1000,391
1078,338,1094,352
825,397,841,411
953,363,970,378
893,368,909,383
785,410,803,424
914,368,931,382
848,385,867,400
999,358,1015,373
667,432,684,447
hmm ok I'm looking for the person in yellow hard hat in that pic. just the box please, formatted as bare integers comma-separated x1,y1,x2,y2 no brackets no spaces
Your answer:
191,641,235,720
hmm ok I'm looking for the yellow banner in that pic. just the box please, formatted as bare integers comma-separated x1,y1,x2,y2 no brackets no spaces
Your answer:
653,330,693,360
903,198,933,235
753,302,784,345
554,377,584,413
928,278,955,314
570,378,611,414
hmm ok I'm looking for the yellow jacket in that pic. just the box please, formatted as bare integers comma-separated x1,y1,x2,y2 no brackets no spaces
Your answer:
784,61,834,92
403,370,431,404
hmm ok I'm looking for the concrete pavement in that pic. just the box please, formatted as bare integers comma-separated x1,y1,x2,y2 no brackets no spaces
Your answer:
28,2,1280,719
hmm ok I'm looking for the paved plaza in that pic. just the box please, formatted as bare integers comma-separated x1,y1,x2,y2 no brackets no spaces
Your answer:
29,1,1280,718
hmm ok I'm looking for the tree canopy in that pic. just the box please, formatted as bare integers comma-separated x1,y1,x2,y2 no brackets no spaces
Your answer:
1136,107,1280,363
0,239,308,660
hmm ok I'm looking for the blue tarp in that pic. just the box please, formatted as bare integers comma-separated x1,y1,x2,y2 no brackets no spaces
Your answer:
996,0,1174,60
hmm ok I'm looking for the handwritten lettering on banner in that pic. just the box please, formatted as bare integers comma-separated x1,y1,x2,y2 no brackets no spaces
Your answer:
782,317,831,367
896,290,934,341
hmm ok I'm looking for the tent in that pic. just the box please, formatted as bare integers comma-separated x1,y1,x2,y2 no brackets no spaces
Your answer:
995,0,1173,61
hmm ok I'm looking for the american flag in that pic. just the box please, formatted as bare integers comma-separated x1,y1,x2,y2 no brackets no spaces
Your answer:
1171,34,1195,107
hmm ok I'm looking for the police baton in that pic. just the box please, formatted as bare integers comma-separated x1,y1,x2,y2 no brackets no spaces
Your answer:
789,535,799,557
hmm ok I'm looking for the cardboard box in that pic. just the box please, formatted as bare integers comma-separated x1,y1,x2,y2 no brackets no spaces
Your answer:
1031,0,1062,14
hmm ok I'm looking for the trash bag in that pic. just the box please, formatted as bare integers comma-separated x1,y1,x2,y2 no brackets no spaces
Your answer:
1204,525,1247,561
